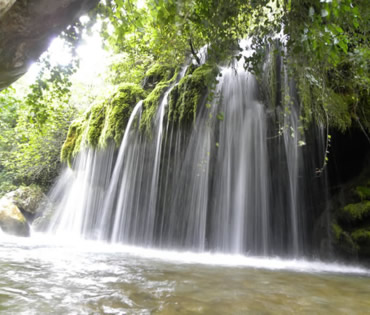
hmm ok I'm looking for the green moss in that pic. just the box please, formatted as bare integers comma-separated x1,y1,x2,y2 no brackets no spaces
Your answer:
168,64,219,125
341,201,370,222
61,83,145,164
331,222,359,255
60,120,84,165
184,63,198,76
87,102,106,147
100,83,145,146
326,91,352,132
297,72,314,128
140,66,179,135
332,223,343,240
354,186,370,201
140,81,170,135
143,63,175,90
351,229,370,244
72,126,85,157
269,53,277,110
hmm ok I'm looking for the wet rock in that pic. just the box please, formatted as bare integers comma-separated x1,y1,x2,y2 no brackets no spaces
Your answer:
4,186,46,222
0,0,99,90
0,0,16,18
329,159,370,262
0,198,30,237
32,204,54,232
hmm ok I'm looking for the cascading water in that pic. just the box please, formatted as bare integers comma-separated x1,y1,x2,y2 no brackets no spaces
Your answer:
210,67,269,254
47,143,116,238
47,43,328,257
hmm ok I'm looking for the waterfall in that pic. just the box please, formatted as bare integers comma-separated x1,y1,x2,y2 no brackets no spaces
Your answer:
47,46,328,257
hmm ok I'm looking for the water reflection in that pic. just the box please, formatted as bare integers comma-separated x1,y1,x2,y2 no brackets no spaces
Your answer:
0,235,369,314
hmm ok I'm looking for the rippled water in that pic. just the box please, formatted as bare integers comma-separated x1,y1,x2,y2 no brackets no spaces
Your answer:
1,233,370,314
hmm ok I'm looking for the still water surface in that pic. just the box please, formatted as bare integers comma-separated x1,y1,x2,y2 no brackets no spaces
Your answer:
1,233,369,314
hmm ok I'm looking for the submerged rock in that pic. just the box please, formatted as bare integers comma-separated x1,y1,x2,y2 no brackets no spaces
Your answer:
0,198,30,237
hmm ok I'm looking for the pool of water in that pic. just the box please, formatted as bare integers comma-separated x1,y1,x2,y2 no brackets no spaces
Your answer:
1,233,369,314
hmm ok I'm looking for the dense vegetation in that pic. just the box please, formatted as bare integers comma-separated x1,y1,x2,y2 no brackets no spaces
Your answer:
0,0,368,195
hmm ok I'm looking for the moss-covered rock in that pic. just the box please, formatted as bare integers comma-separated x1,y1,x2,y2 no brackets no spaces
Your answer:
332,164,370,260
168,64,219,125
0,198,30,237
143,63,175,90
4,185,45,221
352,229,370,244
331,223,358,257
60,120,84,165
87,102,106,147
140,81,171,135
355,185,370,201
351,229,370,256
61,83,145,165
340,201,370,223
139,66,178,135
100,83,145,146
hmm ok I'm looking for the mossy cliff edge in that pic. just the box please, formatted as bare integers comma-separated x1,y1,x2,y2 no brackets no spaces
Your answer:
61,83,145,165
61,62,219,165
168,64,219,125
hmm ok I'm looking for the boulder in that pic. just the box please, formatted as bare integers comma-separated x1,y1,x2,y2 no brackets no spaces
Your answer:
0,197,30,237
4,185,46,221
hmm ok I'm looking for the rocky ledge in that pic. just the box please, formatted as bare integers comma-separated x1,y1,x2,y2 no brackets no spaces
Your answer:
0,0,99,90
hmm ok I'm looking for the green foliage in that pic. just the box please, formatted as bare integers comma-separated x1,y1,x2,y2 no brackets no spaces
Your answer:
2,0,368,193
0,94,74,192
351,229,370,244
24,45,78,128
0,39,78,193
332,223,343,240
341,201,370,222
0,88,20,193
283,0,370,132
334,166,370,257
105,53,154,86
355,186,370,201
95,0,253,66
331,222,359,255
89,0,369,135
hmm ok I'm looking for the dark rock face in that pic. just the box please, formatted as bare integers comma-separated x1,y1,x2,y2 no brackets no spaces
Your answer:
326,129,370,264
0,0,99,90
